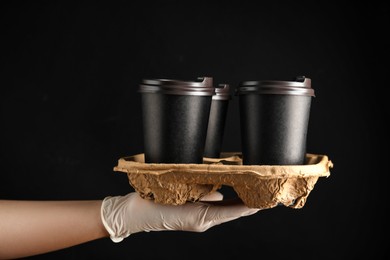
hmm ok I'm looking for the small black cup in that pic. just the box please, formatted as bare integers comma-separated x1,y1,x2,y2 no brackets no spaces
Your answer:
139,77,215,164
236,76,315,165
204,84,231,158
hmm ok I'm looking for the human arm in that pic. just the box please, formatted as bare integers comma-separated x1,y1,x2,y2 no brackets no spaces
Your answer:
0,199,108,259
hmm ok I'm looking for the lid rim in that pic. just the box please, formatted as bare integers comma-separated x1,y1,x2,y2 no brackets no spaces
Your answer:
236,77,315,97
139,85,216,96
139,77,215,96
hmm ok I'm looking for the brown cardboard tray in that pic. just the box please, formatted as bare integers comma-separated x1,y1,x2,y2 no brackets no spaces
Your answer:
113,152,333,209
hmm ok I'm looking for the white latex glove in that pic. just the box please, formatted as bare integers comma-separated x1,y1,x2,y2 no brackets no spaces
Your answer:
101,191,259,242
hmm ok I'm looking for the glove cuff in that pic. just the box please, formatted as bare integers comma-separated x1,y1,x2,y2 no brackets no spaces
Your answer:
101,196,125,243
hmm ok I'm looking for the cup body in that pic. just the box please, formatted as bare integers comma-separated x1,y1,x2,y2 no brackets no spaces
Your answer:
236,76,315,165
139,77,215,164
204,84,231,158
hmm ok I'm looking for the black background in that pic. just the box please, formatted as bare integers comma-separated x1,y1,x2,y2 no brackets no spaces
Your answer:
1,1,388,259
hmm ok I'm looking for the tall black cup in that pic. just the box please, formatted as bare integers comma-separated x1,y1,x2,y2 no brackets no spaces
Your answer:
236,76,315,165
139,77,215,164
204,84,231,158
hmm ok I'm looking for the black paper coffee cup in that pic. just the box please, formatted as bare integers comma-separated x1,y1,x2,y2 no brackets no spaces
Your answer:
204,84,231,158
235,76,315,165
139,77,215,164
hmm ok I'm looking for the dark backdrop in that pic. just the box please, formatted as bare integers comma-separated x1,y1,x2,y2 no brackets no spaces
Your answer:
1,1,388,259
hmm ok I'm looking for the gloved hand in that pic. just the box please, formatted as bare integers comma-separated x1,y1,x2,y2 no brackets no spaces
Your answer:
101,191,259,242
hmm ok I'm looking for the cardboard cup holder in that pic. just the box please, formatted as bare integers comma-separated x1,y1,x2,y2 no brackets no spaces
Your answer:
113,152,333,209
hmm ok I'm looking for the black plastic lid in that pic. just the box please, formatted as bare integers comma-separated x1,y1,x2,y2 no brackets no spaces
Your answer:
213,84,231,100
235,76,315,97
139,77,215,96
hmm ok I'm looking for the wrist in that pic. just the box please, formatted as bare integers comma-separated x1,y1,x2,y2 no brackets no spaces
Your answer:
100,196,127,243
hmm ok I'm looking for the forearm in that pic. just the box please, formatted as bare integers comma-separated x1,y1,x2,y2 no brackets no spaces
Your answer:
0,199,109,259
